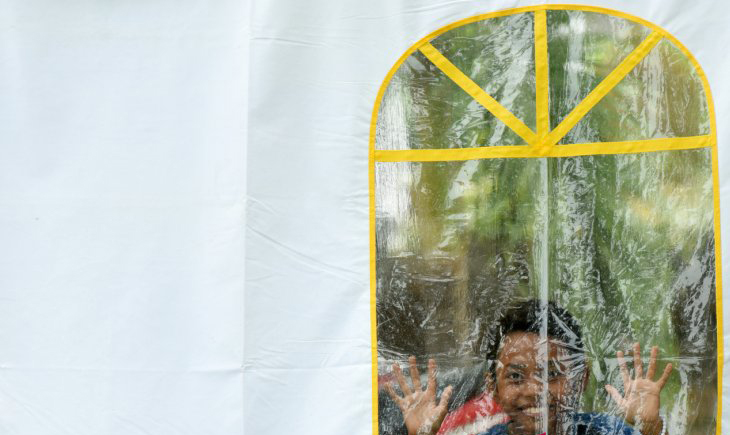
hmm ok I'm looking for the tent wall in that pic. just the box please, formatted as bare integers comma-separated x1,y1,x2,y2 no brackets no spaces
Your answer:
0,1,728,434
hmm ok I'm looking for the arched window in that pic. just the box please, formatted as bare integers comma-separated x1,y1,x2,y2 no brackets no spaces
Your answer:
371,6,720,435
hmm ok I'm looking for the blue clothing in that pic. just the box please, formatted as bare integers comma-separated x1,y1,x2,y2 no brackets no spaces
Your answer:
478,413,640,435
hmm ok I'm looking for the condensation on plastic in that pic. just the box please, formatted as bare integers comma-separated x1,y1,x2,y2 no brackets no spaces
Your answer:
375,14,535,150
374,10,716,435
376,151,716,435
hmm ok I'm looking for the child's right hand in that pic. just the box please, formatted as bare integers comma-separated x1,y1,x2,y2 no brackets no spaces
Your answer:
384,357,454,435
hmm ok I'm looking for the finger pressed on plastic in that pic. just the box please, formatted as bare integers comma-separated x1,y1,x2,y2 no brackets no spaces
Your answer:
438,385,454,410
393,362,412,396
409,356,422,391
633,342,643,378
427,359,437,394
657,363,673,389
617,350,630,389
384,382,405,409
646,346,658,380
604,384,625,408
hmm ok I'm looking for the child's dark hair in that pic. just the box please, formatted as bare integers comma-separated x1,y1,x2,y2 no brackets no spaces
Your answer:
485,299,585,378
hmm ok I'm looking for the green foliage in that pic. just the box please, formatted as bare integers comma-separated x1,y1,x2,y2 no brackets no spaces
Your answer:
377,9,716,435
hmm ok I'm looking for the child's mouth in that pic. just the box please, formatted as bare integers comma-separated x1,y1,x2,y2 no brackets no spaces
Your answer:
521,407,542,417
517,405,557,419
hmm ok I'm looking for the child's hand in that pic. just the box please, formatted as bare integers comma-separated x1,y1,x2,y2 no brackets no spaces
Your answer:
604,343,673,435
384,357,453,435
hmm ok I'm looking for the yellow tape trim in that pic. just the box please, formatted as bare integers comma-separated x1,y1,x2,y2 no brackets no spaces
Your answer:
711,143,724,435
375,136,711,162
418,42,538,146
369,7,721,435
543,31,663,148
535,10,550,139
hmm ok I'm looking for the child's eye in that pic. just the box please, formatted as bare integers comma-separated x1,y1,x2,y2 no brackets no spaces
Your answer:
507,371,523,382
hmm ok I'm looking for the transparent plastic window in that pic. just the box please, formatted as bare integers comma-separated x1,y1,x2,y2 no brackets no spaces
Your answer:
376,150,715,435
374,8,716,435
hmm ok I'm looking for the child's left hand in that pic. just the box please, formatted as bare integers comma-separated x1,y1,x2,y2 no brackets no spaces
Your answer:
605,342,673,435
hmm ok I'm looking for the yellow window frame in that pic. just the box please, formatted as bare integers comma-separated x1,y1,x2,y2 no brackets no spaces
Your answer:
368,5,723,435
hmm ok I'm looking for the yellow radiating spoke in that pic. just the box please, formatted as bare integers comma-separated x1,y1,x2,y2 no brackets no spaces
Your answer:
535,9,550,140
418,42,539,146
542,31,663,148
374,135,711,162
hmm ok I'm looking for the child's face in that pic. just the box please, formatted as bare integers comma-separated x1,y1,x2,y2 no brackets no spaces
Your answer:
491,331,585,435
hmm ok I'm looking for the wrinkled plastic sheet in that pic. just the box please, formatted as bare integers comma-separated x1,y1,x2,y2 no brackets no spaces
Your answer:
376,8,717,435
1,1,729,435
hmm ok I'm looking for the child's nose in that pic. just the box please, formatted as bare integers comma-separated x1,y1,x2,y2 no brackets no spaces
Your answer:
523,375,546,395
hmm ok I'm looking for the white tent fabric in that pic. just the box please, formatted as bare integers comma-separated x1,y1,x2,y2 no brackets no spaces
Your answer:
0,1,247,433
0,1,728,434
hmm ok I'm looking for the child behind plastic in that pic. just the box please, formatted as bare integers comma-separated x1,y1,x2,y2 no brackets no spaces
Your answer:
385,299,672,435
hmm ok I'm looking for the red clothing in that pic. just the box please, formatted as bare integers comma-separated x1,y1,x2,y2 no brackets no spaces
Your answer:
437,392,508,435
